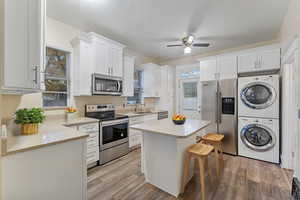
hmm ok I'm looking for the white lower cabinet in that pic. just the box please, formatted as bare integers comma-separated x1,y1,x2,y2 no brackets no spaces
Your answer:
77,123,99,166
129,114,158,148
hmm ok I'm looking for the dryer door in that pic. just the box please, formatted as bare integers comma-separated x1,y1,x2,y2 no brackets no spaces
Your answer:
240,124,276,151
240,82,276,109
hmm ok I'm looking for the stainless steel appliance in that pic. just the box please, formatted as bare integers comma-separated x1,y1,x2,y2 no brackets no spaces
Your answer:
201,79,237,155
85,104,129,165
92,74,123,95
158,111,168,120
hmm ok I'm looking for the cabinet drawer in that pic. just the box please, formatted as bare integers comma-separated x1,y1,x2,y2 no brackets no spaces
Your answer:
78,123,99,132
87,139,98,150
86,149,99,165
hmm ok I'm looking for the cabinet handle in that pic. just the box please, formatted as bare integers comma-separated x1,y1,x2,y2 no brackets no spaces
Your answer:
260,56,263,68
33,65,39,85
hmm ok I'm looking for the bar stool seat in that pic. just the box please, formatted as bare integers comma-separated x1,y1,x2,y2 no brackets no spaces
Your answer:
182,143,214,200
202,133,224,143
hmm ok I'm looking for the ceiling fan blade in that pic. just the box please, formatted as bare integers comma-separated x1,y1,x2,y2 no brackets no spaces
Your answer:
166,44,183,47
193,43,210,47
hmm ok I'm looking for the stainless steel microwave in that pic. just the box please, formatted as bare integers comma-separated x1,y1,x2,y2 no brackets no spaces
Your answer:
92,74,123,95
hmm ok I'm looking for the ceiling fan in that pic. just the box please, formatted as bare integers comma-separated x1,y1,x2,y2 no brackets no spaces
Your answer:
166,35,210,54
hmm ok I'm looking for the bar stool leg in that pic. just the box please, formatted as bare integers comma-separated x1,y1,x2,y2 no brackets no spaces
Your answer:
181,152,192,193
218,143,224,167
198,157,206,200
214,146,220,177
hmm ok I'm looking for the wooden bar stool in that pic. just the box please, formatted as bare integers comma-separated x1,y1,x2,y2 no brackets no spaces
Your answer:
201,133,224,176
182,143,214,200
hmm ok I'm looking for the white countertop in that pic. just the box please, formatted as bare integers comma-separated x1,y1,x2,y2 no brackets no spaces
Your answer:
130,118,210,138
62,117,99,126
1,117,99,156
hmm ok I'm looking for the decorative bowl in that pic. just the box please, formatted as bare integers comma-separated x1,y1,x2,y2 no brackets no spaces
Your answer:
172,119,186,125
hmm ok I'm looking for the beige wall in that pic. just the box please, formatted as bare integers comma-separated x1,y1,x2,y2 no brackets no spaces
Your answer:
280,0,300,50
0,17,157,119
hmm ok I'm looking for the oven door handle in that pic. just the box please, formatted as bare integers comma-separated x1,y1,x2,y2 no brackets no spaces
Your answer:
101,119,129,127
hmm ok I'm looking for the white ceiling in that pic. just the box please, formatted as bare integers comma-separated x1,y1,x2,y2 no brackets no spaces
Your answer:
47,0,290,61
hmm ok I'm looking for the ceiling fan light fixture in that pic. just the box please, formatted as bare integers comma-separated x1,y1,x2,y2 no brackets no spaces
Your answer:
184,46,192,54
187,35,194,44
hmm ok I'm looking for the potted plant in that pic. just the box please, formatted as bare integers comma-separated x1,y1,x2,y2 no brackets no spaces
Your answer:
65,107,77,122
15,108,45,135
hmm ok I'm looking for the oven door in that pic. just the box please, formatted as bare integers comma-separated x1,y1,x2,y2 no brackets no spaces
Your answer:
92,74,123,95
100,119,129,151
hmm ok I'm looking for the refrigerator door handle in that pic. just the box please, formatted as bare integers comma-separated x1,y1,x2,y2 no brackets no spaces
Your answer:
218,92,222,124
215,92,219,123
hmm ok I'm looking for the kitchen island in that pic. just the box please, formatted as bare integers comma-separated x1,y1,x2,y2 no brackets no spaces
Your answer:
130,118,210,197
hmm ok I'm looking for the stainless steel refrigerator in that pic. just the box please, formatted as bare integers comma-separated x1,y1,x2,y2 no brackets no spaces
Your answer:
201,79,237,155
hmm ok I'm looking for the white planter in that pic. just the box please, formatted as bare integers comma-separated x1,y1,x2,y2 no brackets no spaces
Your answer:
65,113,77,123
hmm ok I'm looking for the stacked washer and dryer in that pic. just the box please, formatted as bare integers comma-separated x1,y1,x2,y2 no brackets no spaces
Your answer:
238,75,280,163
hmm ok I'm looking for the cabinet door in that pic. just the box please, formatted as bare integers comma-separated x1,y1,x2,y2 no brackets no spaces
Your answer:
28,0,44,90
217,55,237,80
4,0,44,90
154,65,161,97
238,53,257,73
78,41,92,95
142,64,156,97
200,58,217,81
260,49,280,71
122,56,134,97
93,40,109,76
111,45,123,77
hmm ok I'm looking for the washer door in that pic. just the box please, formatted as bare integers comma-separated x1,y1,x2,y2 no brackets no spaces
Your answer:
241,82,276,109
240,124,276,152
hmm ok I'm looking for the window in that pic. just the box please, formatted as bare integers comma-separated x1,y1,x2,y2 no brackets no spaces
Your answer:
43,47,70,108
183,82,197,98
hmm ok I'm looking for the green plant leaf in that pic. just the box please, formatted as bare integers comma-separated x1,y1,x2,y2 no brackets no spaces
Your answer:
14,108,45,125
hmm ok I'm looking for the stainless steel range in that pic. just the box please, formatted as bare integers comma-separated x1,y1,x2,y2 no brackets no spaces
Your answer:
85,104,129,165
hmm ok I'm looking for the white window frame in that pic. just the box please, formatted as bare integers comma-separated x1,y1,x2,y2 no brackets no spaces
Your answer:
42,45,71,109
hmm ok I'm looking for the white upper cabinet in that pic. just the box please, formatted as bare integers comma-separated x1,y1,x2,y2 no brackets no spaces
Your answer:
199,57,217,81
158,66,175,115
88,33,125,78
71,37,92,96
0,0,45,93
260,49,281,71
71,32,125,96
238,46,280,73
237,52,257,73
122,56,135,97
200,55,237,81
217,55,237,80
110,46,123,77
90,39,109,76
141,63,161,98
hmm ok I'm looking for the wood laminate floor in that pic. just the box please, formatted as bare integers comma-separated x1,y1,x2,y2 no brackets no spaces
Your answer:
87,148,293,200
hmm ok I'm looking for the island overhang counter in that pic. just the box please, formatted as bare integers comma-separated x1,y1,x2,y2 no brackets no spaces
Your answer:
130,118,211,197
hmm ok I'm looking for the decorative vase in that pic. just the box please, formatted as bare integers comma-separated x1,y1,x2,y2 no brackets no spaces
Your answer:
21,123,39,135
65,112,77,123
